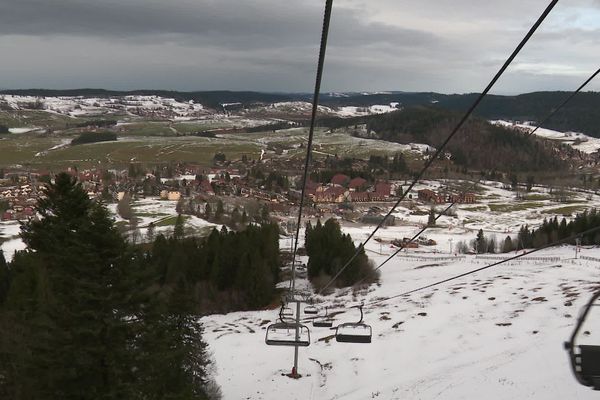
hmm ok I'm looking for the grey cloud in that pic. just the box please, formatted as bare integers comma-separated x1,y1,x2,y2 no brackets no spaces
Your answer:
0,0,440,49
0,0,598,93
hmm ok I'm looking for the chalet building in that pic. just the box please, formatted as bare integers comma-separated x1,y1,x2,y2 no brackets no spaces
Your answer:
1,210,15,221
313,185,347,203
331,173,350,186
447,193,476,204
348,177,367,191
159,190,182,201
418,189,445,203
374,182,392,198
419,189,476,204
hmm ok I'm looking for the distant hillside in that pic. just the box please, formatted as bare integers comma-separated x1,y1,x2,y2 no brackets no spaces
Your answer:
0,89,301,110
2,89,598,137
433,92,600,138
319,91,600,138
325,107,569,173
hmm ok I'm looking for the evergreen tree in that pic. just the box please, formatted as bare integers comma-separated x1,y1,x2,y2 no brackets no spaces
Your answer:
174,213,185,239
14,173,137,399
261,205,270,224
0,250,8,304
475,229,487,254
204,202,212,220
427,208,436,226
502,236,515,253
231,207,241,226
526,175,535,192
215,200,224,222
147,221,156,242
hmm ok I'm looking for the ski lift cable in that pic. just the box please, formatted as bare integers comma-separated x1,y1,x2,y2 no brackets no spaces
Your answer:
289,0,334,294
366,224,600,308
527,67,600,137
355,65,600,286
317,0,559,295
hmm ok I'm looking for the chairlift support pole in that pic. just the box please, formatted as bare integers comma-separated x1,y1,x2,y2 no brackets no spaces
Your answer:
292,299,301,377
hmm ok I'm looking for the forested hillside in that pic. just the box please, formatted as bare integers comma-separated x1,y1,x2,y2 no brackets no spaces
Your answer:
331,107,568,173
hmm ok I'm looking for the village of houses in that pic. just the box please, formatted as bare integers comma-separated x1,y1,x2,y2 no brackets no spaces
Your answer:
0,162,477,250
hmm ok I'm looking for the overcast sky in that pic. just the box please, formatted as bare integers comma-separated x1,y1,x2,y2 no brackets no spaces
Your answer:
0,0,598,94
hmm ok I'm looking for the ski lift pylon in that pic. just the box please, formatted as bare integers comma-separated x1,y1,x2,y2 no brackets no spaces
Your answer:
565,290,600,390
335,303,372,343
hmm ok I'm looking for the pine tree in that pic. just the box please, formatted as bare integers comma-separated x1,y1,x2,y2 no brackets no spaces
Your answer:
502,236,515,253
204,202,212,220
215,200,224,222
0,250,8,304
15,172,136,399
147,221,156,242
261,205,270,224
475,229,487,254
427,208,436,226
174,213,185,239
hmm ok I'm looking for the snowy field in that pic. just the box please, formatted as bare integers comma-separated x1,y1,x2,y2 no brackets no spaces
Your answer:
203,240,600,400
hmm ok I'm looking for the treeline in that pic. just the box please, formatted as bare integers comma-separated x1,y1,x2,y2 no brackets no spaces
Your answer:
71,131,118,145
244,121,297,132
455,209,600,255
68,119,117,128
517,209,600,248
305,219,378,289
0,173,281,399
365,107,565,173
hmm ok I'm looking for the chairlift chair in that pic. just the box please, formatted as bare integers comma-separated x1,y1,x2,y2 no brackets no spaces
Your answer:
335,303,372,343
304,304,318,315
565,290,600,390
265,322,311,347
265,302,311,347
313,306,333,328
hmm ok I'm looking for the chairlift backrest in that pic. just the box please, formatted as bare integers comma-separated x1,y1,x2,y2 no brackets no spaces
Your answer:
281,307,294,317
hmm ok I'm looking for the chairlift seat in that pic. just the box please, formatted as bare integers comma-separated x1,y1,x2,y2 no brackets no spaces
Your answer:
335,323,372,343
265,322,310,347
304,306,318,315
577,345,600,389
313,320,333,328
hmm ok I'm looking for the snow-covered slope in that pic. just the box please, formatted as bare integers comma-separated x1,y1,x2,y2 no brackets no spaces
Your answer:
0,94,208,118
203,241,600,400
491,120,600,154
